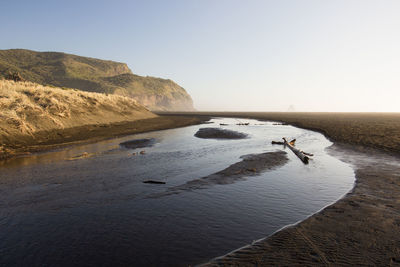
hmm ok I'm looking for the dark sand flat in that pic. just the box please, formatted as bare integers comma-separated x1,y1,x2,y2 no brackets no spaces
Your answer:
203,144,400,266
159,112,400,266
150,151,288,198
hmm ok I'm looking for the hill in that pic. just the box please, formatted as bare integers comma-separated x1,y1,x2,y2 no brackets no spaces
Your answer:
0,49,194,111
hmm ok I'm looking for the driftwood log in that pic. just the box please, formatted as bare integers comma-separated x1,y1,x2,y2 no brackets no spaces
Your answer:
271,141,285,145
282,138,309,164
272,138,312,164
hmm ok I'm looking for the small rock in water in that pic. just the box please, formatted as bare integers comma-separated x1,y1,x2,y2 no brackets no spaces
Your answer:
140,150,146,155
143,180,166,184
120,138,156,149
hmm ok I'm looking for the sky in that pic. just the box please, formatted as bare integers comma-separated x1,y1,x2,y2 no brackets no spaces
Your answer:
1,0,400,112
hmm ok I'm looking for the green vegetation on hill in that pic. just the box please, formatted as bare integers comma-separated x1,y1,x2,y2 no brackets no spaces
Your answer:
0,49,194,111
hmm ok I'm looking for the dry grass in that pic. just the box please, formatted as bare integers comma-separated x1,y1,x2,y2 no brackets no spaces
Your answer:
0,80,156,142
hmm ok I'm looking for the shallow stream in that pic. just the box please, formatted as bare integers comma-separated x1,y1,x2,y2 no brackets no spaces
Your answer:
0,118,355,266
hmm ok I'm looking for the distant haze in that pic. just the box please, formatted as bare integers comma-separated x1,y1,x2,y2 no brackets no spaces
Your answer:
2,0,400,112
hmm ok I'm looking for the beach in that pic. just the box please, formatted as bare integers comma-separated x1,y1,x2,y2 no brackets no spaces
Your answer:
3,1,399,265
158,112,400,266
204,143,400,266
1,112,399,265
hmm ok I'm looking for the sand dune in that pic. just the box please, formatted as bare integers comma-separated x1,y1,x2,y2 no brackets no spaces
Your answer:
0,80,156,158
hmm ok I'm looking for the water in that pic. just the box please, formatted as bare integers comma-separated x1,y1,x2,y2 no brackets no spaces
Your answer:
0,118,354,266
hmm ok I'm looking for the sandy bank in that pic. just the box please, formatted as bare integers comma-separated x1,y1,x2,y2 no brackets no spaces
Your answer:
0,116,207,160
157,112,400,266
150,151,288,198
0,80,208,159
204,144,400,266
0,80,155,136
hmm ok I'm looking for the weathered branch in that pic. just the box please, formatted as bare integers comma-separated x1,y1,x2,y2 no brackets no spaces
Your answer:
282,138,309,164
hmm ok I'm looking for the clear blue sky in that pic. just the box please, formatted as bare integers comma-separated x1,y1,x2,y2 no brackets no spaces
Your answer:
2,0,400,111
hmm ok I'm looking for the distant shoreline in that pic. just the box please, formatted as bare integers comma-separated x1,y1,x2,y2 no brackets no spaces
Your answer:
156,111,400,155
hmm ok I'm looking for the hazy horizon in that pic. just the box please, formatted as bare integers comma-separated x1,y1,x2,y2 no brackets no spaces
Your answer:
2,0,400,112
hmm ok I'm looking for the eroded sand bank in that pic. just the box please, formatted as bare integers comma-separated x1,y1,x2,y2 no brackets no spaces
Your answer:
203,144,400,266
150,151,288,198
0,116,208,160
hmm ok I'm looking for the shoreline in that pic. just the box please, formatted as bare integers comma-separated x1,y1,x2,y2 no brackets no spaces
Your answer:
164,112,399,266
202,143,400,266
0,115,208,161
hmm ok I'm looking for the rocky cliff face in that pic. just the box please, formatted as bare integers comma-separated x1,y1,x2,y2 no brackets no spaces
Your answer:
0,49,194,111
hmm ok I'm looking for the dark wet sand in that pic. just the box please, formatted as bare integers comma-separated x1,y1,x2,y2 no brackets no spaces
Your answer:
195,127,248,139
157,112,400,266
150,151,288,198
0,115,208,160
203,144,400,266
